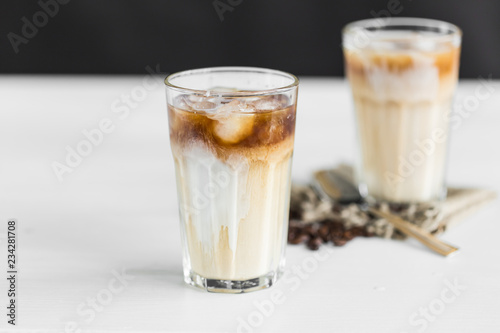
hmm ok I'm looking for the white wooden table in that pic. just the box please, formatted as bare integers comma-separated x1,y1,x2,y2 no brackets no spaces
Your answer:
0,76,498,333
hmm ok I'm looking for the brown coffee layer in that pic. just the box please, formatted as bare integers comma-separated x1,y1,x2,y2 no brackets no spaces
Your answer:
168,102,296,162
344,46,460,79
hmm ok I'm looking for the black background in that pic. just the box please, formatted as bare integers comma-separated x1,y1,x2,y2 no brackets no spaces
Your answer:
1,0,498,77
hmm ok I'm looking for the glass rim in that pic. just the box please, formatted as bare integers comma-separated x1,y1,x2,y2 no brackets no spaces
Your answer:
342,17,462,43
164,66,299,97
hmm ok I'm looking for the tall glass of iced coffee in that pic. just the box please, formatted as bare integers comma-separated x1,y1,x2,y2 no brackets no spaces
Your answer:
165,67,298,293
343,18,461,203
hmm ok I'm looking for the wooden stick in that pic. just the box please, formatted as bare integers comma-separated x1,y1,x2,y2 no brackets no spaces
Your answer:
367,207,459,256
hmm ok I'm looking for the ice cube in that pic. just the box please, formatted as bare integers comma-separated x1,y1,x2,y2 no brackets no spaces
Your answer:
237,101,256,113
173,95,192,110
253,95,290,111
191,101,217,112
254,99,280,111
209,100,255,119
188,94,209,103
212,112,255,144
213,100,241,116
256,115,284,144
183,94,219,112
208,96,231,106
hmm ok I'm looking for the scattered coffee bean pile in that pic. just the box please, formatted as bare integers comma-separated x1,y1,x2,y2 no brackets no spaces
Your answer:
288,219,372,250
287,184,375,250
287,183,441,250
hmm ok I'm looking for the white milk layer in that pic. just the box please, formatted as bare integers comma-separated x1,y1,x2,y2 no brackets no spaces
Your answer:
172,143,293,280
354,96,451,202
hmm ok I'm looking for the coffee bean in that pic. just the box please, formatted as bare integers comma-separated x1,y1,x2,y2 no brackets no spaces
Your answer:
303,225,316,236
333,238,347,246
318,224,330,241
289,232,309,245
343,230,355,241
307,236,322,250
329,222,344,240
288,229,297,242
350,226,365,237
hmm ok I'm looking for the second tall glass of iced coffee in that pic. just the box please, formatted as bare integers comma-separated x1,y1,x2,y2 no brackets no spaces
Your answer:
165,67,298,293
343,18,461,203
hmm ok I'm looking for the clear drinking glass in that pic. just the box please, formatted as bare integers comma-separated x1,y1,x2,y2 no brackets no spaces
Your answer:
342,18,461,203
165,67,299,293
